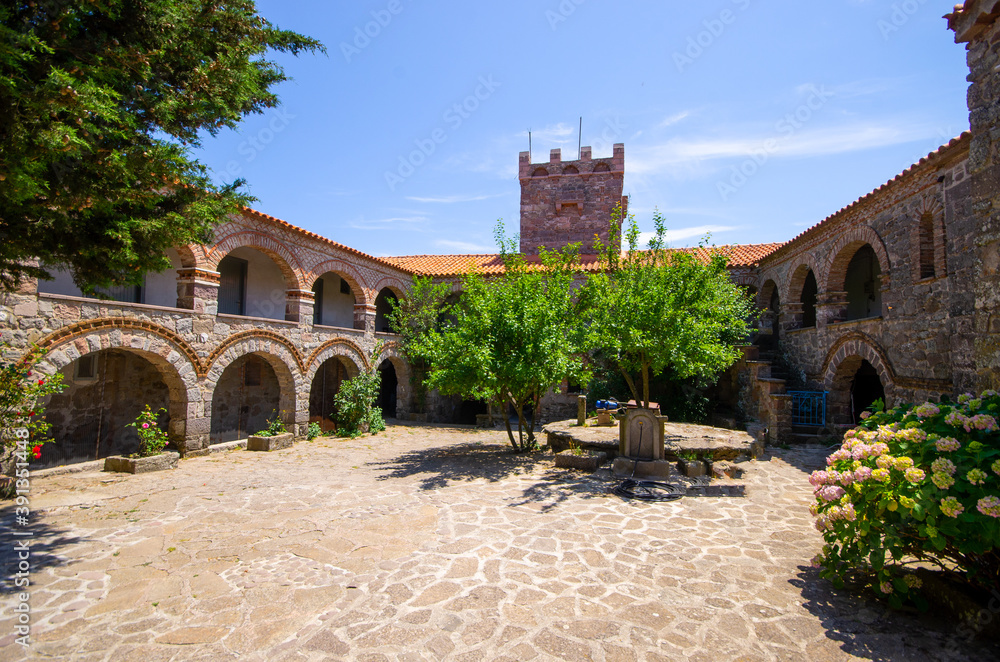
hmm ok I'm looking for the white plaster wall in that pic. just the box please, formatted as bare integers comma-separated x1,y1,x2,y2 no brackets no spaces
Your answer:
315,272,355,328
144,248,182,307
229,246,287,320
37,265,82,297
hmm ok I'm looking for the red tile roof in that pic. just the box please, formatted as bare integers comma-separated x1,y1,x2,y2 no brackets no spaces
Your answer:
759,133,971,266
382,243,785,277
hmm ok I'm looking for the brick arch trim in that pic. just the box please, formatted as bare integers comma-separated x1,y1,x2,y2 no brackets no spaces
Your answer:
783,253,823,303
305,260,371,306
372,276,409,300
206,231,305,291
758,278,779,310
823,227,890,292
374,341,410,380
206,330,306,378
33,319,202,380
819,332,896,389
306,338,370,374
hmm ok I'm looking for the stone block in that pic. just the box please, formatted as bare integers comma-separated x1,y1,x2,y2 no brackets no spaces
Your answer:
246,433,294,452
612,457,674,478
554,450,607,471
104,452,179,474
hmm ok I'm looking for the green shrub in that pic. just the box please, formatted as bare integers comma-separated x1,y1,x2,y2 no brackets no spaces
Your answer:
333,369,385,438
127,405,169,457
254,413,287,438
307,422,322,440
810,389,1000,608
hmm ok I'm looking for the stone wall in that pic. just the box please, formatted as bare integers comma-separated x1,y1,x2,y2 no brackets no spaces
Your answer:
752,136,977,430
950,1,1000,390
519,145,627,255
0,209,416,462
41,349,170,466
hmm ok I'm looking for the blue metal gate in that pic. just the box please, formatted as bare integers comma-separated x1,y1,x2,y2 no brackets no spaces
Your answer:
788,391,827,426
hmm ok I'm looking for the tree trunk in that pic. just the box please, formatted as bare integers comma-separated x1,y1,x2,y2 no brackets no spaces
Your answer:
501,397,518,450
619,365,640,404
642,361,650,409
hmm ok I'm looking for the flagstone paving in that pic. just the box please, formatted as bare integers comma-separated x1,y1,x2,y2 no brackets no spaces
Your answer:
1,423,998,661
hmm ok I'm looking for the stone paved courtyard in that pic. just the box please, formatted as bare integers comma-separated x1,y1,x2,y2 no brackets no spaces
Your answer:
1,423,998,661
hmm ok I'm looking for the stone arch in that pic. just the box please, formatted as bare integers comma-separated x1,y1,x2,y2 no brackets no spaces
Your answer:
824,227,890,293
593,162,611,173
205,340,302,438
820,333,896,400
31,326,201,457
822,335,896,426
305,260,370,306
375,342,412,419
306,339,370,377
783,253,823,304
758,278,779,311
174,244,201,269
532,167,549,177
372,276,408,301
563,165,579,175
207,330,306,377
206,231,305,291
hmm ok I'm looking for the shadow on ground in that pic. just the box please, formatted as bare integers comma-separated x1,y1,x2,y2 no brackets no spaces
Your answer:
369,440,552,490
791,565,1000,660
0,502,82,595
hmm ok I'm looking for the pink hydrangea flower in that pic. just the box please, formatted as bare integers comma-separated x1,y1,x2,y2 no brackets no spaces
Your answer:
809,470,830,487
818,485,846,502
935,437,961,453
931,458,956,476
876,455,895,470
977,496,1000,518
880,582,893,595
932,472,955,490
855,466,873,482
904,468,926,484
992,460,1000,477
914,402,940,419
940,496,965,518
967,469,987,486
860,411,871,420
971,415,997,433
872,468,892,483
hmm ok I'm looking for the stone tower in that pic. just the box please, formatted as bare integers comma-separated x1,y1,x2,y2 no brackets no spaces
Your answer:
948,1,1000,389
518,144,627,255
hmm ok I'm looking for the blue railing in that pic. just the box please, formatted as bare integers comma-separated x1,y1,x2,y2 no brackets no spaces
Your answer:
788,390,827,427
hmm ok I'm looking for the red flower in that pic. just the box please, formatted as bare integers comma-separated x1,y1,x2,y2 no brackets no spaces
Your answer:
31,445,41,460
37,379,44,385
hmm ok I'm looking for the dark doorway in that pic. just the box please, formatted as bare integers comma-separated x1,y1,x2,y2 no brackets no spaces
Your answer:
458,399,489,425
309,358,350,433
378,359,398,419
801,271,818,328
850,360,885,423
769,287,781,342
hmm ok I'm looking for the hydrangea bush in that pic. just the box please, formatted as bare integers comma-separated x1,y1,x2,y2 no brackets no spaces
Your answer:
810,390,1000,608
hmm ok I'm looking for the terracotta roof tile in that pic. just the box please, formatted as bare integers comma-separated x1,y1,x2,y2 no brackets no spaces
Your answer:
759,133,971,266
382,243,785,278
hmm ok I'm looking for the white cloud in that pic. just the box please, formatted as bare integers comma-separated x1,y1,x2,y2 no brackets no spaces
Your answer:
434,239,494,253
349,215,426,231
628,121,934,175
638,224,739,247
406,193,501,204
658,110,691,128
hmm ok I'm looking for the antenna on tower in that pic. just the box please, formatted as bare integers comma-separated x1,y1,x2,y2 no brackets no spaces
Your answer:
528,128,532,162
578,117,583,159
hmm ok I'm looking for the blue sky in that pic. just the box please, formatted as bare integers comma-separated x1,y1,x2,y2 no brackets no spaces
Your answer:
192,1,971,257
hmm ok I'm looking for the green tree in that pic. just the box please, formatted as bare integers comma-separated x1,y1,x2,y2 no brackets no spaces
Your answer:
416,223,588,451
0,0,323,292
386,275,452,414
583,207,754,409
333,365,385,438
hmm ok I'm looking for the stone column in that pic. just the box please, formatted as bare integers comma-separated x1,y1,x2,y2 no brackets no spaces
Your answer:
176,269,220,315
816,291,848,328
354,303,376,334
285,289,315,325
781,301,804,332
950,2,1000,390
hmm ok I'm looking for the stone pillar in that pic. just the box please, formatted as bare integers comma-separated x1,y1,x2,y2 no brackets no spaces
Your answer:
577,394,587,425
176,269,220,315
354,303,376,333
781,301,804,332
816,291,848,327
285,289,315,325
949,2,1000,390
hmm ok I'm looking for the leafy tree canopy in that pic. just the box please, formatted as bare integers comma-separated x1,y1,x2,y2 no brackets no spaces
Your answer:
0,0,323,292
583,207,755,409
415,223,589,451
